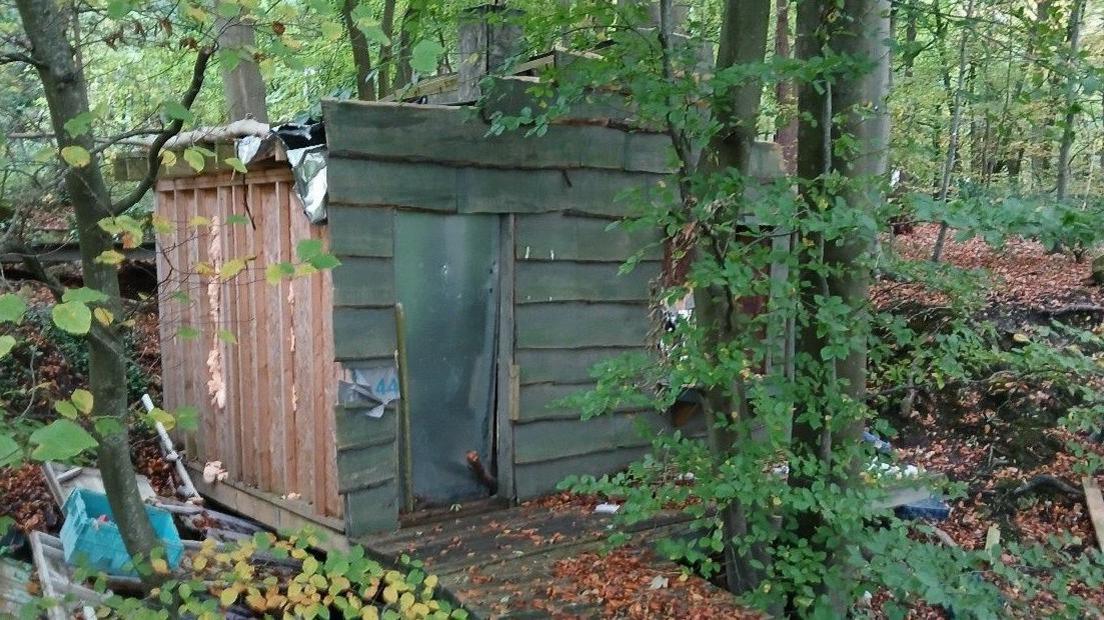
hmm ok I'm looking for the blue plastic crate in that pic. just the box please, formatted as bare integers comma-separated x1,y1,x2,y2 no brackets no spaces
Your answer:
895,494,952,521
59,489,183,575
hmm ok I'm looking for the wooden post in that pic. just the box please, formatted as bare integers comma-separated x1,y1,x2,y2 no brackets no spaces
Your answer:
394,303,415,514
457,4,523,103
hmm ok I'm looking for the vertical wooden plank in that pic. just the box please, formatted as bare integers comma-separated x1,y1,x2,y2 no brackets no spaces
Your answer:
250,181,272,491
318,227,341,517
495,214,516,501
276,182,300,502
233,182,256,485
219,184,242,479
289,199,316,505
311,221,329,515
178,189,199,458
190,187,210,461
262,181,287,495
154,190,180,417
1084,476,1104,553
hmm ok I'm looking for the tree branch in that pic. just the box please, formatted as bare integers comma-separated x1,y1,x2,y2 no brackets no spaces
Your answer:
0,51,43,68
110,46,214,215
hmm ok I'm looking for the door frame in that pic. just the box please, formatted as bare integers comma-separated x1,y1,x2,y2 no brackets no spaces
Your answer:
492,214,517,502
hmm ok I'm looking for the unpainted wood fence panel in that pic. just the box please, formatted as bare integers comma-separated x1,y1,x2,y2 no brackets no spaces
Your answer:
154,169,342,520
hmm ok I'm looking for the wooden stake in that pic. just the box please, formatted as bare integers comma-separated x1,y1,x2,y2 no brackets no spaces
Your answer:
1082,476,1104,553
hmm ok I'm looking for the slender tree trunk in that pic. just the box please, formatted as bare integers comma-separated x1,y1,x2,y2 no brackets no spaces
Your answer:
15,0,160,568
217,16,268,121
931,0,975,263
792,0,890,610
689,0,772,596
378,0,397,98
774,0,797,173
1056,0,1085,203
341,0,376,101
394,2,421,92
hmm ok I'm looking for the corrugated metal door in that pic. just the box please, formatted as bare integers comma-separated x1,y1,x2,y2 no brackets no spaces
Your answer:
395,212,499,505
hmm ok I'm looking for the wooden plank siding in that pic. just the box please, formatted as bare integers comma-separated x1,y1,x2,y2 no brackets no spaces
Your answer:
322,99,677,511
153,168,342,523
327,203,401,536
511,212,668,500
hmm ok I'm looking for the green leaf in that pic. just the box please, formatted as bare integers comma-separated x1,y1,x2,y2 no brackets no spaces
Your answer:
52,302,92,335
226,213,250,226
219,258,248,281
357,21,390,45
106,0,133,18
296,239,324,261
148,407,175,431
217,329,238,344
184,3,208,22
321,20,343,41
174,406,199,432
216,2,241,18
71,389,94,415
94,417,125,438
0,433,20,468
54,400,79,419
0,293,27,324
182,147,206,172
64,112,95,137
62,287,109,304
410,39,444,75
265,262,295,285
308,254,341,270
30,420,98,461
0,335,14,359
177,325,200,341
162,101,195,124
95,250,125,266
60,145,91,168
224,157,248,173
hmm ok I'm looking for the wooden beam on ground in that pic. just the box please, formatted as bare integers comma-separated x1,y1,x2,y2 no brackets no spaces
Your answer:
185,462,349,551
1083,476,1104,553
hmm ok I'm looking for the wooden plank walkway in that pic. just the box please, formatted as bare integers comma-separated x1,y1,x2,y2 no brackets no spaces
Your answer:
357,502,694,618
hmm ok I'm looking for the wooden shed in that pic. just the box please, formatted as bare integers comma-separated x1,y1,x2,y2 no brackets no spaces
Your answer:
147,92,720,537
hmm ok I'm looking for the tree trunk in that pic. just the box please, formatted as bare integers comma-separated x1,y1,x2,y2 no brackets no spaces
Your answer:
378,0,397,98
14,0,160,568
774,0,797,173
217,16,268,122
1055,0,1085,203
930,0,975,263
394,2,421,92
792,0,890,610
691,0,772,596
340,0,376,101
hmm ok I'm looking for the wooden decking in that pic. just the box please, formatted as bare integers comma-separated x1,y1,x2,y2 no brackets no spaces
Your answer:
357,502,695,618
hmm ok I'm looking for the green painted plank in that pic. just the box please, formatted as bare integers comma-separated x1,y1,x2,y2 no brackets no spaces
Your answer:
513,412,666,464
328,158,665,217
333,307,396,360
322,98,674,174
515,213,662,262
515,302,650,349
336,442,398,493
515,260,657,304
334,404,397,451
326,206,394,258
516,347,646,385
518,382,645,422
332,257,395,307
514,446,650,500
344,481,399,536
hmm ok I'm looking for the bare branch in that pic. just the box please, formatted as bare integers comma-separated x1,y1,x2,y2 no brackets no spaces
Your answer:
0,51,42,68
110,46,214,215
